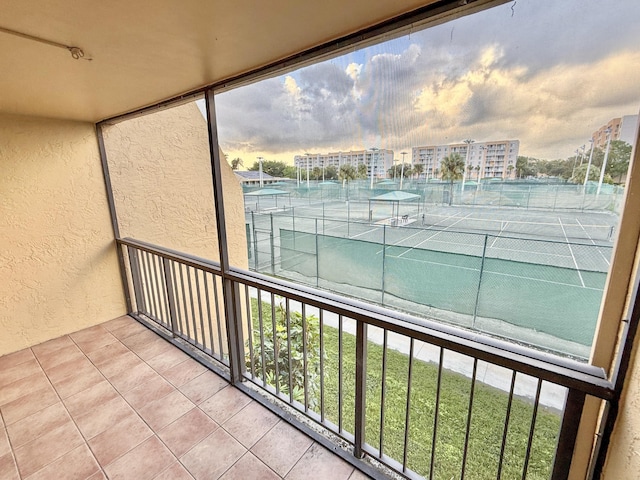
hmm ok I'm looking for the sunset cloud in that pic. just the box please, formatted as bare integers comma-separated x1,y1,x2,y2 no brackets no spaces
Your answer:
214,0,640,164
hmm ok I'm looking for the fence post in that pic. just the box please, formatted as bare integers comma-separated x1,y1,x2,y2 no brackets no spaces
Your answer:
315,218,320,288
162,257,178,337
252,211,259,271
527,185,532,210
270,213,275,275
292,207,296,250
553,185,559,211
322,202,325,234
381,225,387,305
354,320,368,459
473,234,489,329
347,200,351,238
551,389,586,479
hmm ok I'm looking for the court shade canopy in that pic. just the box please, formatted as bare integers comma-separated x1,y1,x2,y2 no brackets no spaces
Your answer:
244,188,291,210
369,190,421,224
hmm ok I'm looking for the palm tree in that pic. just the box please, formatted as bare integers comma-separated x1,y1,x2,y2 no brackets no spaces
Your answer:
474,165,481,180
412,163,424,180
440,153,465,205
507,164,514,178
339,164,357,201
230,157,243,170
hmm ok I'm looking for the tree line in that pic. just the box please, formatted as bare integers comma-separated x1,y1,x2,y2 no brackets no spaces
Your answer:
228,139,632,186
515,140,632,184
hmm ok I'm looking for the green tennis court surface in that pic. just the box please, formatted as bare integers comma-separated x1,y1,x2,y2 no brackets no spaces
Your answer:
248,201,617,355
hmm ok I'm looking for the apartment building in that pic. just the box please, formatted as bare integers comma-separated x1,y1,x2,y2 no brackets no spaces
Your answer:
294,149,394,179
592,115,639,148
412,140,520,180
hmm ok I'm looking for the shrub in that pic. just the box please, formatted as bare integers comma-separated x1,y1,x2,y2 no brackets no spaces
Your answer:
247,299,323,409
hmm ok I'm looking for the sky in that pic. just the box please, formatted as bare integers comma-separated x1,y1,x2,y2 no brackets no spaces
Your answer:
213,0,640,166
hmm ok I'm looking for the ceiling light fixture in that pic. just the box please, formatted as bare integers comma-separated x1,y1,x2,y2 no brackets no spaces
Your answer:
0,25,91,60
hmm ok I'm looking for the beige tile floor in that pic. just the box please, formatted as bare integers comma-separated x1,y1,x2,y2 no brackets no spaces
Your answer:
0,316,371,480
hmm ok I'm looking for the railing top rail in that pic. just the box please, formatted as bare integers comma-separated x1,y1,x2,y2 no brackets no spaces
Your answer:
119,236,613,399
117,237,222,274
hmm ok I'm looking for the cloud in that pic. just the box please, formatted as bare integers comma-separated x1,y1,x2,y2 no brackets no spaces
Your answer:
214,0,640,163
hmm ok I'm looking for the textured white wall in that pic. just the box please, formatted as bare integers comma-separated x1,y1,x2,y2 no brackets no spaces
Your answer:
0,113,126,355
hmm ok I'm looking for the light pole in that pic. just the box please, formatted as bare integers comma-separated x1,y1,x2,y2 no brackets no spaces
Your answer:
462,139,474,193
597,128,612,196
584,138,594,188
258,156,264,187
370,147,379,189
400,151,407,190
393,159,397,181
322,155,325,182
304,153,310,188
572,149,580,179
477,145,485,191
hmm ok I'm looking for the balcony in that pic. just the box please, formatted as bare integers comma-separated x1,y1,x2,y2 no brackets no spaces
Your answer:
0,315,365,480
4,1,640,478
55,238,626,479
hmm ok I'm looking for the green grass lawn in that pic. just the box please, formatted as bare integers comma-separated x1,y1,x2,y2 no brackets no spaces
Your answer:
247,299,560,480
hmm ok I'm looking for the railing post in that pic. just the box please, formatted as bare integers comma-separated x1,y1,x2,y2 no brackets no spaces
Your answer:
162,257,178,337
551,389,586,479
127,245,145,315
354,320,368,459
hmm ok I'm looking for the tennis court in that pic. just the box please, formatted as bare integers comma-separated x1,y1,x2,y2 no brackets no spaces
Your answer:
248,200,617,356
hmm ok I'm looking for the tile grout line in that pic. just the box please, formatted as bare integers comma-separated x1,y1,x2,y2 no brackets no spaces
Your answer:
72,326,190,476
283,441,317,479
0,402,22,480
215,403,285,479
93,320,249,479
28,339,107,480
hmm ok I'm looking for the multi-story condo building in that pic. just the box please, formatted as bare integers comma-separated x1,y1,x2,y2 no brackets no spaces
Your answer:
294,149,394,179
592,115,639,149
412,140,520,180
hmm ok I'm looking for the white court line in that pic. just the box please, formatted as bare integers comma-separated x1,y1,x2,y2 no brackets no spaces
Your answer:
351,227,380,239
396,213,474,257
558,218,585,288
575,218,611,266
372,212,461,256
489,221,509,248
385,254,601,290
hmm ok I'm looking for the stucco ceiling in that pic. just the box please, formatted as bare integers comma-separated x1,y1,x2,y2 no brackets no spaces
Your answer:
0,0,437,123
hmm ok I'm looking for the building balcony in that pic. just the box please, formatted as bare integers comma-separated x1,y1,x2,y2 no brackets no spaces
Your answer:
0,315,365,480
